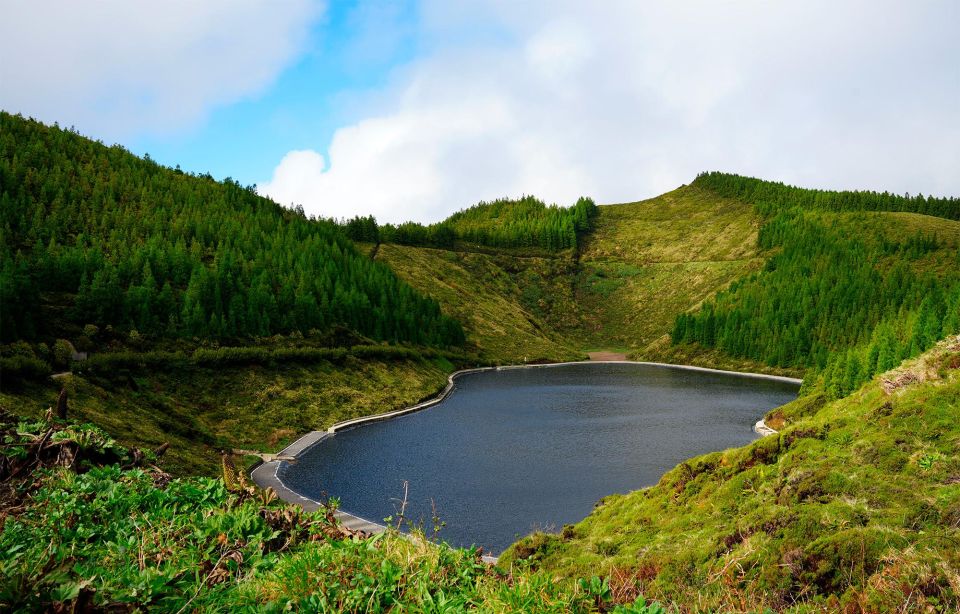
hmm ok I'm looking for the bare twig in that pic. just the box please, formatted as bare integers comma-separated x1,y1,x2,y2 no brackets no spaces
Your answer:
175,550,231,614
394,480,409,530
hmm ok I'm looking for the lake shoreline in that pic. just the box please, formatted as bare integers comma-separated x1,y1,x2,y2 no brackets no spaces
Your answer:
250,360,800,558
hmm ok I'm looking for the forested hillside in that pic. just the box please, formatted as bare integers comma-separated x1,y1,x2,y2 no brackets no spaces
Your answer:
0,112,464,348
442,195,598,250
693,171,960,220
674,176,960,396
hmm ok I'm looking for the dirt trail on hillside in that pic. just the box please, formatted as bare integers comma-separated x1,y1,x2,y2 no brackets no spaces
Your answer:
588,351,627,361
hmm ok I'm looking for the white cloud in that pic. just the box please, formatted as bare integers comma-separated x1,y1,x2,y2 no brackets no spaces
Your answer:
0,0,322,140
260,0,960,223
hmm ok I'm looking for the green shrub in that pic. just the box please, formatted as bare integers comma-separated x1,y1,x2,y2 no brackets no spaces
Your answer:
1,341,36,359
52,339,75,369
0,355,52,383
78,351,189,373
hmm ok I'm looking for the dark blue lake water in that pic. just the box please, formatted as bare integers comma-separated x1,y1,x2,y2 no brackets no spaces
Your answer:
281,363,798,554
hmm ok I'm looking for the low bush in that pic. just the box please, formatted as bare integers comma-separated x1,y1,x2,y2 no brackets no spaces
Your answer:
0,355,52,384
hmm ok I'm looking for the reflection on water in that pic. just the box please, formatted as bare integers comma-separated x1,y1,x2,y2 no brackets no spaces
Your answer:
282,363,798,554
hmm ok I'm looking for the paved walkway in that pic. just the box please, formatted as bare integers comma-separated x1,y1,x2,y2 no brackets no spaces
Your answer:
250,434,389,534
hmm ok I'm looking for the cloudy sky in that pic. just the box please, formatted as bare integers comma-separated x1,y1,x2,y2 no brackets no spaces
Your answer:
2,0,958,223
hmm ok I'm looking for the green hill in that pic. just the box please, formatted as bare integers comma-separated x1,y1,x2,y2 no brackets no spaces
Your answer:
371,184,773,368
672,178,960,393
346,194,598,253
373,178,960,386
0,112,474,475
574,185,766,357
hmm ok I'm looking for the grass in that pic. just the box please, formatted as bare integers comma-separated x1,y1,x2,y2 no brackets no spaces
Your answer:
502,336,960,612
0,356,454,476
374,243,584,363
373,185,773,371
0,413,667,612
575,185,766,356
640,340,804,378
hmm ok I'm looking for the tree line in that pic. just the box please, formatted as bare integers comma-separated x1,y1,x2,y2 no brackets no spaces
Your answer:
693,171,960,221
0,112,465,348
341,195,599,251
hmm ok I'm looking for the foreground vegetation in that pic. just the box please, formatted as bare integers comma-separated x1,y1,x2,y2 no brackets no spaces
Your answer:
0,410,666,612
3,340,956,611
505,336,960,612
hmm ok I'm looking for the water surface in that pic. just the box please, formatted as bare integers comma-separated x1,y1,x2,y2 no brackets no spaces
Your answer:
282,363,797,553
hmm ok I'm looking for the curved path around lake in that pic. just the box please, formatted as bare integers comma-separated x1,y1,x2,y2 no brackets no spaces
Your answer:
250,360,799,561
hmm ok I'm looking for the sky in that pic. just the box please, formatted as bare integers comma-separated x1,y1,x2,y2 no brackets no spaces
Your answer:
1,0,958,224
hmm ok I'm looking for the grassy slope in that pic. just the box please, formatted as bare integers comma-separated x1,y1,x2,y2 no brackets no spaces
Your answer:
503,336,960,612
576,185,765,356
0,356,452,475
374,243,583,362
376,184,782,373
861,210,960,276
